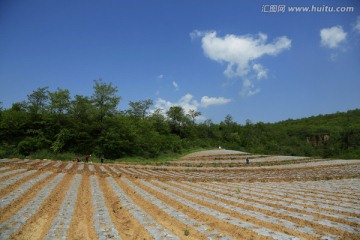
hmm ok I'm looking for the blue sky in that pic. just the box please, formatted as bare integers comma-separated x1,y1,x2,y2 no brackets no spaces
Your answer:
0,0,359,123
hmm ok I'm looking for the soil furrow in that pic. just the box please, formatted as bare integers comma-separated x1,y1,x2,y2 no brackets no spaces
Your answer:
0,171,53,208
0,169,28,184
171,181,359,238
99,175,153,240
121,177,213,239
141,179,300,240
198,181,360,225
90,175,122,239
0,173,65,239
227,181,360,214
123,177,235,239
67,174,98,240
45,174,82,239
107,177,179,239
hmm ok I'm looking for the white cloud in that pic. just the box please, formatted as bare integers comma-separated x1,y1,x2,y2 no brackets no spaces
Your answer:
320,25,347,49
192,30,291,96
199,31,291,78
200,96,231,108
153,94,231,119
178,94,198,113
252,63,267,80
240,88,261,97
172,81,179,91
240,79,260,97
154,94,198,115
190,30,203,40
354,16,360,34
154,98,173,111
157,74,164,79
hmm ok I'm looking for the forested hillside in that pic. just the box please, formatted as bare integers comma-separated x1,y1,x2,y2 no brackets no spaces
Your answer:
0,80,359,160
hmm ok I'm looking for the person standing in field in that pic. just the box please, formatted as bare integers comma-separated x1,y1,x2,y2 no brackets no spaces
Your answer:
85,154,91,163
100,153,104,164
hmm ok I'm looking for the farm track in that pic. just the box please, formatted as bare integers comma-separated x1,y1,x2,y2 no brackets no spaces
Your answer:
0,150,359,239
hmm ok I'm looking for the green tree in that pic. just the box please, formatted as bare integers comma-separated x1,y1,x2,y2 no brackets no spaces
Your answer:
27,87,49,115
69,95,95,153
0,106,29,144
166,106,186,135
128,99,153,119
51,128,72,153
187,109,201,124
91,79,121,123
48,88,71,115
91,79,121,153
70,95,94,124
148,108,170,134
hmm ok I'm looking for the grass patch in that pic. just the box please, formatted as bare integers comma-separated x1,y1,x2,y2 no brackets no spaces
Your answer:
14,147,215,163
30,150,75,161
113,148,213,164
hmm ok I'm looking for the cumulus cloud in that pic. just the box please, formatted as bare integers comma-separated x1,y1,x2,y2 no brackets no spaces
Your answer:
190,30,204,40
154,98,173,111
240,79,260,97
154,94,198,115
200,96,231,108
320,25,347,49
192,30,291,97
153,94,231,119
252,63,267,80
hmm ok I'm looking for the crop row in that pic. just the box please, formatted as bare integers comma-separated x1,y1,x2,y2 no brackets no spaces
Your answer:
0,165,359,239
1,158,360,182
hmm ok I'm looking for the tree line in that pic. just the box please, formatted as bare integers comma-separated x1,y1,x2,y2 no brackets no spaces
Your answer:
0,79,359,160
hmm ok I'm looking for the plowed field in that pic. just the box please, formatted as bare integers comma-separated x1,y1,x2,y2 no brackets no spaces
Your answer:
1,150,360,239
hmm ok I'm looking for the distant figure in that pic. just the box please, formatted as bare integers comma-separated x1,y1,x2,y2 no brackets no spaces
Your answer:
218,146,222,149
85,154,91,163
246,158,250,165
100,153,104,164
76,154,82,162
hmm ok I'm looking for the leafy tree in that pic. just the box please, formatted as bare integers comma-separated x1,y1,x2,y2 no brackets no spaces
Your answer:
166,106,187,136
91,79,121,152
18,129,51,156
128,99,153,119
91,79,121,123
166,106,185,127
48,88,71,115
69,95,95,154
70,95,94,123
27,87,49,115
224,114,234,125
148,108,170,134
0,107,29,144
11,101,28,111
187,109,201,124
51,128,72,153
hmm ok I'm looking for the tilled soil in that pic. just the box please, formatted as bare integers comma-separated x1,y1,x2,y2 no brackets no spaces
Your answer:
0,151,359,239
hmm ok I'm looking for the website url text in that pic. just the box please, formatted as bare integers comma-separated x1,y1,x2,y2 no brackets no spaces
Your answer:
261,5,355,13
